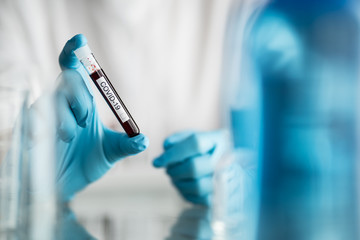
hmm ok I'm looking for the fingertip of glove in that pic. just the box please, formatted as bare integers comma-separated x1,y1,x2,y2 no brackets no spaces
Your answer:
59,34,88,69
130,134,149,152
152,157,162,168
163,140,172,150
65,34,88,54
73,34,88,49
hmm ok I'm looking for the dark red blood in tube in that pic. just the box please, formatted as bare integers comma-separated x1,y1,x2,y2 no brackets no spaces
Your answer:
90,70,140,137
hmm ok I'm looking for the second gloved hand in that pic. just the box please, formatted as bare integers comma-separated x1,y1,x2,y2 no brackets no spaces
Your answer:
153,130,229,206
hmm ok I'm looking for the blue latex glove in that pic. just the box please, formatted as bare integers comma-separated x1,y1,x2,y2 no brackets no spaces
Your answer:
54,34,149,201
153,130,228,206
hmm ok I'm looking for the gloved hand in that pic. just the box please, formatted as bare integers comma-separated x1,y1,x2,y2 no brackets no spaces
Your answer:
54,34,149,201
153,130,229,206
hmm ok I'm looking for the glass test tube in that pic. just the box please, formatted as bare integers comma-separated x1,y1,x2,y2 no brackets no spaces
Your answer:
74,45,140,137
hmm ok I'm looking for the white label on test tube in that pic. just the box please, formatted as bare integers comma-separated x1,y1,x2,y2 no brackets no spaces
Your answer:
96,77,130,122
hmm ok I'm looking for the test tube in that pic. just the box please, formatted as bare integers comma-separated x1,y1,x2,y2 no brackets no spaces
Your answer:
74,45,140,137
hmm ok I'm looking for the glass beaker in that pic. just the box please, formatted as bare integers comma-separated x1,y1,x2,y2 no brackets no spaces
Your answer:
0,70,57,240
0,77,30,237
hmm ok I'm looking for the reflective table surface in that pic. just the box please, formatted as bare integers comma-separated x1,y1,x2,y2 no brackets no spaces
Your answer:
58,176,246,240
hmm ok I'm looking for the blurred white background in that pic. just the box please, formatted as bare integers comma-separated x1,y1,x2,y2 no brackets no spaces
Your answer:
0,0,261,238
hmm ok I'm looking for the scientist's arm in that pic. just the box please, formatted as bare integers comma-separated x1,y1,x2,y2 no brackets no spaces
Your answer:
153,130,228,206
51,34,148,201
